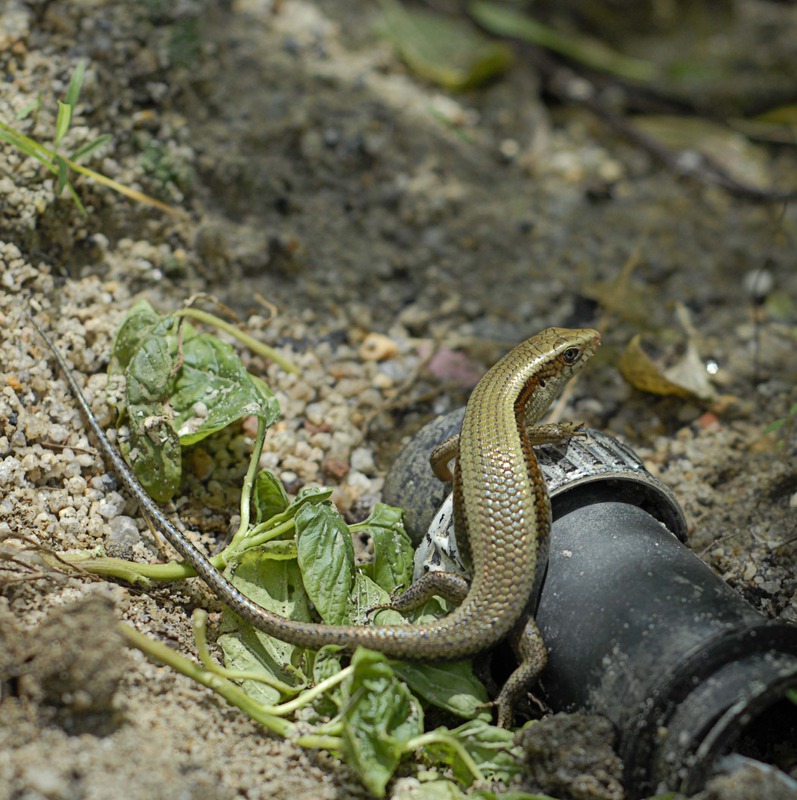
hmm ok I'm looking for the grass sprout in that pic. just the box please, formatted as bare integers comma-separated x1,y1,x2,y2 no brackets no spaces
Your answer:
0,59,185,218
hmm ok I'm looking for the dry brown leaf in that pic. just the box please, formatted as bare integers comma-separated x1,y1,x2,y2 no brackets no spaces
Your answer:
618,334,714,401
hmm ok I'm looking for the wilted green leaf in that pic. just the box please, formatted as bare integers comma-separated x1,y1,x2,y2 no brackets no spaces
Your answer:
219,550,313,704
381,0,512,91
121,408,182,502
108,303,281,500
110,300,164,372
124,315,181,406
393,780,468,800
295,503,355,625
342,649,424,797
252,469,290,524
392,660,489,720
170,337,279,445
357,503,414,593
425,719,521,786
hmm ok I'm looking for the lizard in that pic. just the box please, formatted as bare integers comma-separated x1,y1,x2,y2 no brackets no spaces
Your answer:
29,314,600,724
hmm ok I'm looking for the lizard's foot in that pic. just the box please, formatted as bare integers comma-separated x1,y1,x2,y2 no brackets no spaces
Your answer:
486,615,548,728
364,584,407,620
525,420,587,446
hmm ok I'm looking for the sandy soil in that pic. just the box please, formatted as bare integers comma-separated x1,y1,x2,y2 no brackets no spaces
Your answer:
1,1,796,798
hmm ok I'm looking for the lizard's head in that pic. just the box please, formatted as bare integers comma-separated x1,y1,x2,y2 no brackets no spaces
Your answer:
522,327,601,414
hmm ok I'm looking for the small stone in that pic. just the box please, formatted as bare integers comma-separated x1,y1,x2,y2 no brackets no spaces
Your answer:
322,458,349,480
359,332,398,362
95,492,127,520
350,447,375,474
107,516,142,550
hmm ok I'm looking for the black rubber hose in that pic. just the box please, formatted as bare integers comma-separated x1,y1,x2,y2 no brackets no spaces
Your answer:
384,416,797,798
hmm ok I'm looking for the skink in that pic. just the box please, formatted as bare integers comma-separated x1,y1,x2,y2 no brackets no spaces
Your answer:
30,317,599,719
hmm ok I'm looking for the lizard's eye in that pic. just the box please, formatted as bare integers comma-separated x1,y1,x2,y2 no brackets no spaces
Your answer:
562,347,582,365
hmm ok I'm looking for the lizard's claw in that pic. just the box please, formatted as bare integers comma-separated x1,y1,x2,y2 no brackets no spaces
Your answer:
364,583,407,620
364,602,391,621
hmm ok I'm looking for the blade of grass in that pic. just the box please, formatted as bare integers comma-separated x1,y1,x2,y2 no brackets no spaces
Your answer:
16,94,41,121
54,101,72,149
0,120,186,218
70,133,112,162
55,155,69,195
64,59,87,107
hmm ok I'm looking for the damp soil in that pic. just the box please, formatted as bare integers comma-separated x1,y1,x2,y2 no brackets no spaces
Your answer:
1,1,796,798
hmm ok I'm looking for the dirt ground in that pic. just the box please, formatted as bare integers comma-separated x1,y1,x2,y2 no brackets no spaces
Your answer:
1,1,796,798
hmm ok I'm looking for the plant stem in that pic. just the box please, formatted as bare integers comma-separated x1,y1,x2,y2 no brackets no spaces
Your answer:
191,610,302,696
228,417,267,551
55,551,225,582
172,307,299,374
225,518,296,559
118,622,293,737
405,731,485,783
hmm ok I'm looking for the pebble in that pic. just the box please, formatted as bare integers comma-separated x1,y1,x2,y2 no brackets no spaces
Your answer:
95,491,127,520
107,515,142,549
359,332,398,362
350,447,375,474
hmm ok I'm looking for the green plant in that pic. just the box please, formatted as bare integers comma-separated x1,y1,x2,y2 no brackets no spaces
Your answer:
0,60,183,216
764,402,797,444
47,302,548,797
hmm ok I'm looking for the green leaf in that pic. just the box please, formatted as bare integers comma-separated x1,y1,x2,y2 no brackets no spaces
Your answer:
392,660,489,720
54,155,70,195
307,645,346,719
358,503,414,593
15,94,41,120
254,485,334,533
118,315,183,501
256,540,298,560
70,133,112,163
380,0,512,91
0,128,46,161
470,791,560,800
110,300,163,372
121,407,182,503
342,649,424,797
64,59,87,108
295,503,355,625
252,469,290,524
110,304,281,501
312,645,345,685
425,719,522,786
350,572,405,627
124,315,181,405
392,780,467,800
219,550,313,704
469,0,658,83
170,335,280,445
54,101,72,149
